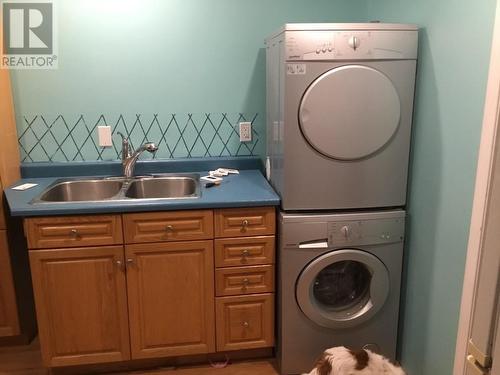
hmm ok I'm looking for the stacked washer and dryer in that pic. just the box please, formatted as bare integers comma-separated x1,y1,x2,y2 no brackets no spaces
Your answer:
265,23,418,374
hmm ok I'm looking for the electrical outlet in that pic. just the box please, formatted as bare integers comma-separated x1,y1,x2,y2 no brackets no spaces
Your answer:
97,126,112,147
239,122,252,142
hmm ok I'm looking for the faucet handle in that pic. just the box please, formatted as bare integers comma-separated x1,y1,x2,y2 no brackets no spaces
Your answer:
117,132,130,160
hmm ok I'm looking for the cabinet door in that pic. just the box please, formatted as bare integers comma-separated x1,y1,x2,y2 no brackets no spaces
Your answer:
216,293,274,351
0,230,20,337
126,240,215,359
29,246,130,367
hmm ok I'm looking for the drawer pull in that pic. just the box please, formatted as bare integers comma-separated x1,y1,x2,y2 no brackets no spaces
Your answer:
165,225,174,232
241,219,249,229
241,249,250,257
70,229,79,237
242,321,249,328
242,278,250,286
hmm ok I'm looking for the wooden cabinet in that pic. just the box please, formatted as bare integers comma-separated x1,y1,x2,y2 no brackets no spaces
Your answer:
0,230,20,337
214,208,275,352
26,206,275,367
126,241,215,359
29,246,130,367
0,66,36,343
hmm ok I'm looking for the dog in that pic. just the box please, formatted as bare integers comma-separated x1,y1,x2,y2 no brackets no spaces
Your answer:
303,346,406,375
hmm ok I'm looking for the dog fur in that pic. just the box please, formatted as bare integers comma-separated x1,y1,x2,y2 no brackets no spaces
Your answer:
303,346,406,375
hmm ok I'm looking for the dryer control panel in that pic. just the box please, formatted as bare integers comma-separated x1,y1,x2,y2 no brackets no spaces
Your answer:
328,218,405,247
284,30,418,61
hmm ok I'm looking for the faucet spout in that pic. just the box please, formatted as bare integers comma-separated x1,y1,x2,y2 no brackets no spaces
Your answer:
119,137,158,178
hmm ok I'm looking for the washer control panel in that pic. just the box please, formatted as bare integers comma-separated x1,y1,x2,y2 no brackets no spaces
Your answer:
285,29,418,61
328,217,405,247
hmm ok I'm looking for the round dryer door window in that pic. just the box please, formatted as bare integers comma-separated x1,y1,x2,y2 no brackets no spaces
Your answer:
296,249,390,329
299,65,401,160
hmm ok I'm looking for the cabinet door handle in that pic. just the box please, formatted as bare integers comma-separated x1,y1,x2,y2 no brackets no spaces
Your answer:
242,321,249,328
115,260,124,270
126,258,134,267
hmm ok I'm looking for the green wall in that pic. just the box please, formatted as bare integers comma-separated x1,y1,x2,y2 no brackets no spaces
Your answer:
11,0,364,162
365,1,496,373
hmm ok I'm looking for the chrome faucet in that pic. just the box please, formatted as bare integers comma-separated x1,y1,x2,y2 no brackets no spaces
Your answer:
117,132,158,178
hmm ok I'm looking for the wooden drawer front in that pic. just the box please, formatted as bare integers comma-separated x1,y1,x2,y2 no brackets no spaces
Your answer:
123,210,213,244
215,236,275,268
215,207,275,238
215,265,274,297
216,293,274,351
25,215,122,249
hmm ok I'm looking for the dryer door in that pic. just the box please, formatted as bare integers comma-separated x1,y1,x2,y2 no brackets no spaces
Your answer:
299,65,401,160
296,249,390,329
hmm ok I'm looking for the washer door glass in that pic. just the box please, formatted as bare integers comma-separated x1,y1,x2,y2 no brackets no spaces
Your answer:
299,65,401,160
296,249,390,329
313,260,371,311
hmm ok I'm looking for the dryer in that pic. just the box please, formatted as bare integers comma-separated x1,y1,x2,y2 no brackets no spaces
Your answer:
278,210,405,374
265,24,418,211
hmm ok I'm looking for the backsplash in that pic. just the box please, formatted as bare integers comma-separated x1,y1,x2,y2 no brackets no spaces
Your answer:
17,113,262,162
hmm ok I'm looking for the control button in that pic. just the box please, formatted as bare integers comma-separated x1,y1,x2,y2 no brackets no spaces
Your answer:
328,47,333,52
341,226,350,239
348,36,361,50
316,49,320,54
322,47,327,53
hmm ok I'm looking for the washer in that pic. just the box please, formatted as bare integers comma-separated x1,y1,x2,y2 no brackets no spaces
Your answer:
265,24,418,210
278,210,405,374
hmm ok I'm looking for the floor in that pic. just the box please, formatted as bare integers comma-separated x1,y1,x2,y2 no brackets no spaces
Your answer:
0,340,279,375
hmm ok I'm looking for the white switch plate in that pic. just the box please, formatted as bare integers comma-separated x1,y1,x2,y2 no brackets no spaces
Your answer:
239,122,252,142
97,126,112,147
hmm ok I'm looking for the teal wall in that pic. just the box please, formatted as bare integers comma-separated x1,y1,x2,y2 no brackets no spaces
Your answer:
9,1,499,373
11,0,365,162
365,1,496,374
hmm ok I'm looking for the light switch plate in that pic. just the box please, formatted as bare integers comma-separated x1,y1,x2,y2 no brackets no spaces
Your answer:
97,126,112,147
239,122,252,142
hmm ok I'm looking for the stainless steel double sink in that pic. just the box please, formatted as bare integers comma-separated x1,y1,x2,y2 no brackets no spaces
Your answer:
32,174,200,203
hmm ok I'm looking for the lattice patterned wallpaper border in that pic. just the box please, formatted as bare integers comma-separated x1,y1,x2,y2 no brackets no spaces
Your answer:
17,113,262,162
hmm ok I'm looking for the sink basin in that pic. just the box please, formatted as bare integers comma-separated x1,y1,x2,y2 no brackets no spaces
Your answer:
32,174,201,204
125,176,200,199
37,179,124,202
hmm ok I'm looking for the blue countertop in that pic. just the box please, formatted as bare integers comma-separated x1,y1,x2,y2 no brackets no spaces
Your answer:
5,158,280,217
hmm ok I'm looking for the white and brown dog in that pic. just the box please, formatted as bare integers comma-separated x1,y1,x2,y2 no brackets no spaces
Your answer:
303,346,406,375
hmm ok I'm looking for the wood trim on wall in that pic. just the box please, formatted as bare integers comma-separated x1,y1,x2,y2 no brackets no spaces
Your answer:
454,1,500,373
0,68,20,186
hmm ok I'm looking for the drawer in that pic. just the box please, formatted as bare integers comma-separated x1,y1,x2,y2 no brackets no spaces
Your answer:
215,236,275,268
216,293,274,351
123,210,213,244
214,207,275,238
215,265,274,296
25,215,123,249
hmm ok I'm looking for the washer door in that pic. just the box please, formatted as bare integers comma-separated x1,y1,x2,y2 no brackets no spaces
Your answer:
296,249,390,329
299,65,401,160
